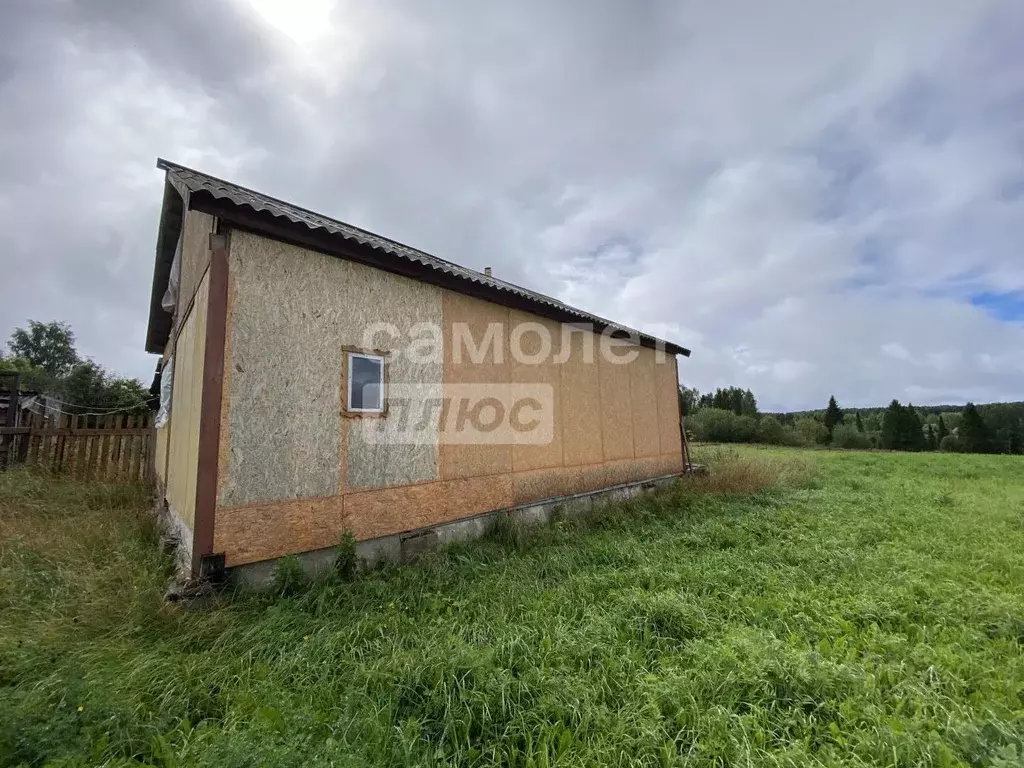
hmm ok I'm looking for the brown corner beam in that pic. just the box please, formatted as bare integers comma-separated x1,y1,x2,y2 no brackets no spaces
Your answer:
191,227,230,578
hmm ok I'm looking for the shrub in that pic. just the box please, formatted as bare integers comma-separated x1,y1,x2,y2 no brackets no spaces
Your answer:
832,424,871,450
272,555,307,596
795,417,829,446
940,435,963,453
688,408,756,443
685,447,815,494
757,416,787,445
335,529,358,581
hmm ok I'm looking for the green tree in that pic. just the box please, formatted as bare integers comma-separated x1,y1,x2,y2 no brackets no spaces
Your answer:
678,386,700,417
958,403,990,454
0,355,53,393
904,404,926,452
823,395,844,439
832,423,870,450
8,321,79,377
881,400,903,450
924,424,937,451
855,411,865,433
756,415,786,445
58,361,149,416
796,417,829,446
936,415,949,443
740,389,758,417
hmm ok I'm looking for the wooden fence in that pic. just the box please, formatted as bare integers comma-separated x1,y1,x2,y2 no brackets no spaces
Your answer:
0,411,155,482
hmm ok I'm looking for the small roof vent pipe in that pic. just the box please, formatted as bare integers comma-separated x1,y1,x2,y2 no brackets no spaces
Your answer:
484,267,492,277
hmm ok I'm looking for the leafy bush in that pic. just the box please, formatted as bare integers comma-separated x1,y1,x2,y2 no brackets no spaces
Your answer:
756,415,786,444
832,424,871,450
688,408,757,443
795,417,829,446
272,554,307,596
335,529,358,581
940,435,963,453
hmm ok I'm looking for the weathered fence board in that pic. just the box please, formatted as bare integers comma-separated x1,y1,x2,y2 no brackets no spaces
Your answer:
0,411,154,482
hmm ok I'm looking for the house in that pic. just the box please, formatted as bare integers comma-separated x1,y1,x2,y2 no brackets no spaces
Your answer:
146,159,691,582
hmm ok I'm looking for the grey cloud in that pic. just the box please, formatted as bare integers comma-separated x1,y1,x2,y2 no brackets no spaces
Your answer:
1,0,1022,411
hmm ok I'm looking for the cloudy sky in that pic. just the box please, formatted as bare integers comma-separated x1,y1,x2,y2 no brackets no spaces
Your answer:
2,0,1022,411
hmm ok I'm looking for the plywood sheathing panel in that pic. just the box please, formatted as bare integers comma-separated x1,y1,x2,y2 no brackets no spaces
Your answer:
165,270,209,531
214,496,346,567
629,346,661,459
176,210,214,323
217,232,442,507
657,355,683,456
216,453,684,566
510,311,563,472
559,326,604,467
439,291,513,480
598,351,635,462
344,473,514,542
512,454,684,506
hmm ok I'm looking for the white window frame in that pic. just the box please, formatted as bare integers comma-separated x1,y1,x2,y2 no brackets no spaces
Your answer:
346,351,385,413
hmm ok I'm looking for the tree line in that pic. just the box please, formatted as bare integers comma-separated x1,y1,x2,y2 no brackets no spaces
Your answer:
0,320,151,415
680,386,1024,455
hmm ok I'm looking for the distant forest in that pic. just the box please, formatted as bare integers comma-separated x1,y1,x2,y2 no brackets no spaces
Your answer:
679,386,1024,455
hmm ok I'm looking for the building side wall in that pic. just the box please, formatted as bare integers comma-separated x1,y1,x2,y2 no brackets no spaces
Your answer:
214,232,443,521
176,211,215,324
165,269,209,535
212,235,684,567
154,421,169,486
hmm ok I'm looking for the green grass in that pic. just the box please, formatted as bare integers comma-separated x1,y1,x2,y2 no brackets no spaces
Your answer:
1,448,1023,767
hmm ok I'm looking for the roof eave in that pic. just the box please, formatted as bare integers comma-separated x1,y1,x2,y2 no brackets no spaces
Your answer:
187,189,690,357
144,178,184,355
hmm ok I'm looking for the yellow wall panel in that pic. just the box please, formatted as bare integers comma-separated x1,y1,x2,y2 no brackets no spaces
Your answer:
510,311,563,472
165,270,209,532
439,292,513,480
629,346,661,459
559,327,603,467
657,355,682,457
598,353,634,462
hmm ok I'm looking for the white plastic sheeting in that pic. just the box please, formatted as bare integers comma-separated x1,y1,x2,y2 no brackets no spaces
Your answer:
155,357,173,428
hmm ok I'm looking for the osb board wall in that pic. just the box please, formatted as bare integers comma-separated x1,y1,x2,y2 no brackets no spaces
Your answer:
629,347,662,459
510,311,564,473
558,326,605,467
657,356,683,456
165,270,209,532
439,292,513,480
214,454,682,567
216,232,442,509
176,210,214,323
211,234,685,567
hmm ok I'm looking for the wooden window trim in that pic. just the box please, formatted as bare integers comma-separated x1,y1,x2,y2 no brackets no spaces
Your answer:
341,345,390,419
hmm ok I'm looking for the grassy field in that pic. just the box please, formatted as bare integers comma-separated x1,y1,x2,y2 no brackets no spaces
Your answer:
1,448,1023,767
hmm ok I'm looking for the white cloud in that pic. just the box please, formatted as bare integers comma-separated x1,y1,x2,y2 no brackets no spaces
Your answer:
1,0,1022,411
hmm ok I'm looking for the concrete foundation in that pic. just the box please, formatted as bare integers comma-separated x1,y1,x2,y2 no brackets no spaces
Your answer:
230,472,682,590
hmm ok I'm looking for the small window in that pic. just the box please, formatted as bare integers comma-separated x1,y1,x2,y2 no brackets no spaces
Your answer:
347,352,385,413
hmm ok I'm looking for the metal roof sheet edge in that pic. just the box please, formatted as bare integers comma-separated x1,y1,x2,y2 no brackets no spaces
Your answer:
152,158,690,357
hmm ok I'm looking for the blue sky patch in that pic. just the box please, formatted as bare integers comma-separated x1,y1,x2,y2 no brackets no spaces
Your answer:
970,291,1024,321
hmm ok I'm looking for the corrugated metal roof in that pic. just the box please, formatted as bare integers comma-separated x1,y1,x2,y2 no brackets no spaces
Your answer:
153,159,690,357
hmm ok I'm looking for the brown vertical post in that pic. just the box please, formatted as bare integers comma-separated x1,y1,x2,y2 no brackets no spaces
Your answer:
191,228,230,578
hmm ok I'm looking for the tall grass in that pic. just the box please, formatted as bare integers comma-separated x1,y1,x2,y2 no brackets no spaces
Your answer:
2,450,1023,767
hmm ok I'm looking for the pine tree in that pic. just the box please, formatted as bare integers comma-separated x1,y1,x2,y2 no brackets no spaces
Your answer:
823,395,844,439
905,403,926,451
925,424,937,451
881,400,903,450
855,412,865,433
937,415,949,442
959,403,990,454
